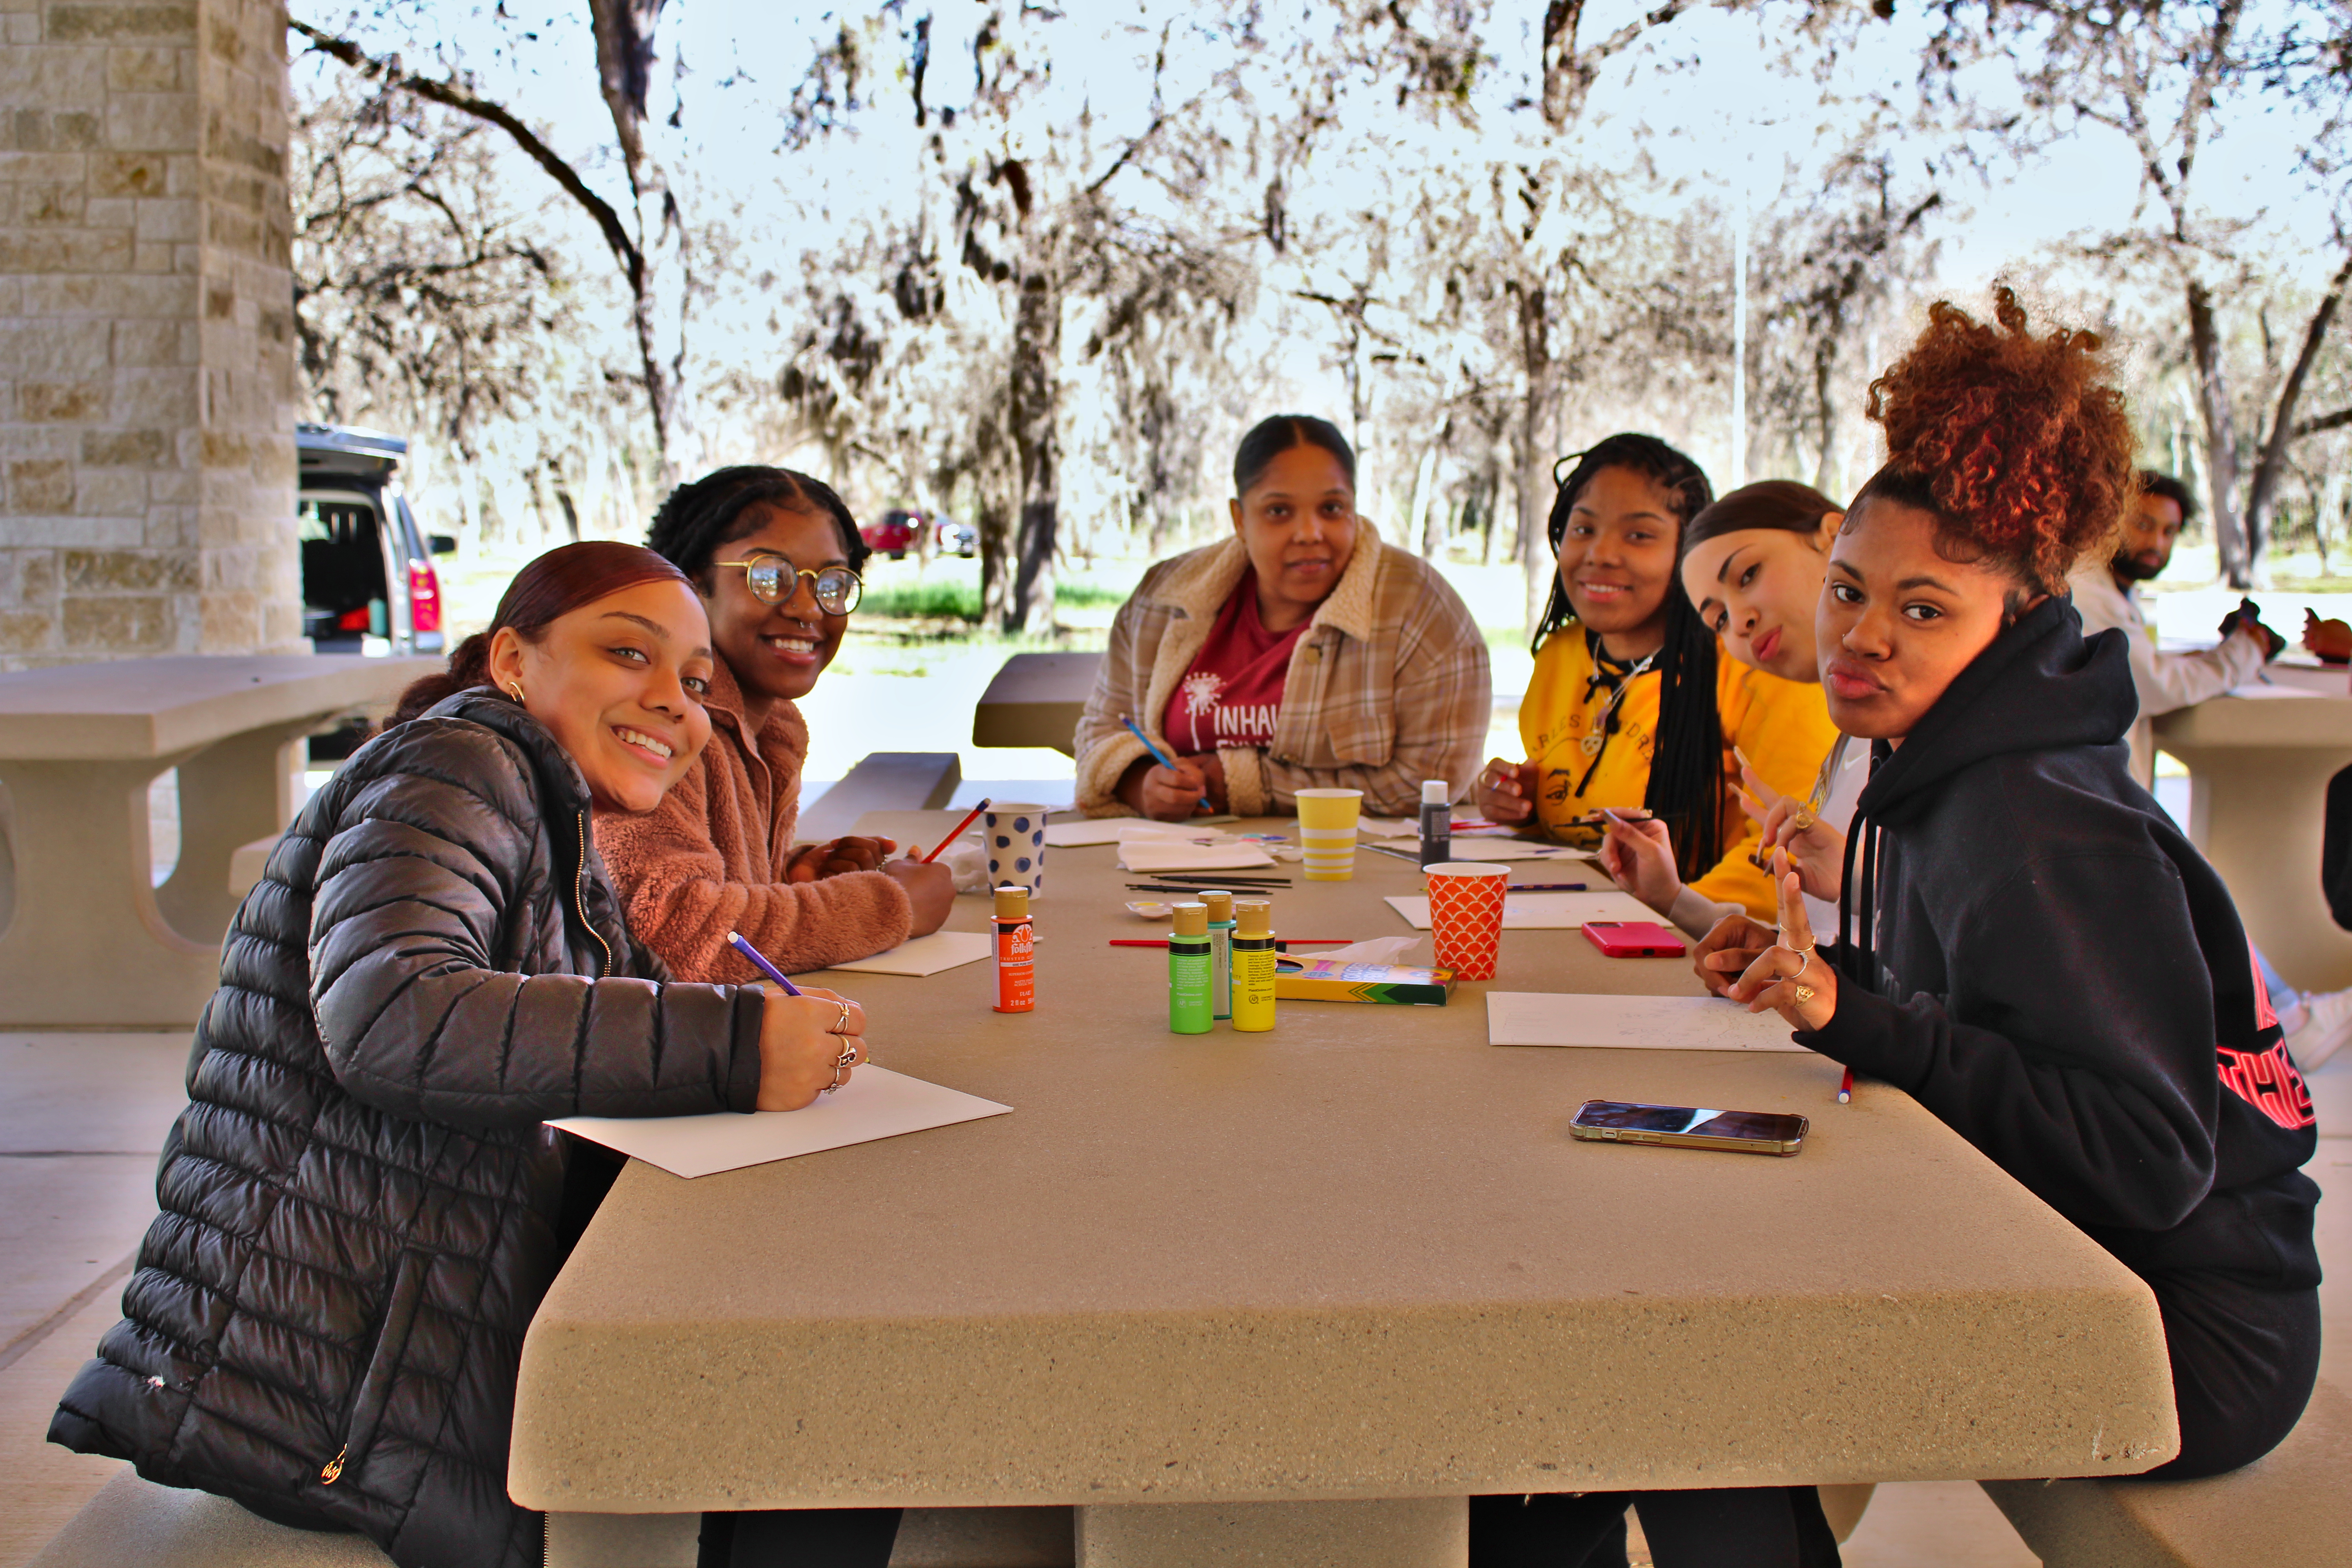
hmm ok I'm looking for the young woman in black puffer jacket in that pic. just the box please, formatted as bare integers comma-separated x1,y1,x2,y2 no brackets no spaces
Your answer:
50,543,900,1568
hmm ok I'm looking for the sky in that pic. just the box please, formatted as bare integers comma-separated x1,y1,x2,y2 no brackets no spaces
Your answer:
306,1,2338,289
298,0,2340,504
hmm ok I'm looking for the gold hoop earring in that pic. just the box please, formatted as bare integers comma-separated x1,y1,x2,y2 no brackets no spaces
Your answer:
507,681,526,703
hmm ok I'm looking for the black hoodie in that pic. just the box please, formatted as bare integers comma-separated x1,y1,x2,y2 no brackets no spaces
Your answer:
1800,597,2319,1290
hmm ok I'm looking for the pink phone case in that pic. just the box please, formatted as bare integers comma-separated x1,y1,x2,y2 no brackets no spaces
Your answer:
1582,920,1687,958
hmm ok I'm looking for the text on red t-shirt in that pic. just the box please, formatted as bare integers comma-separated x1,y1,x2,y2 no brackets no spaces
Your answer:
1161,570,1309,753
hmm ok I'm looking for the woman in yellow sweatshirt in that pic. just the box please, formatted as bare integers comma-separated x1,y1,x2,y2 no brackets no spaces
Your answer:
1475,434,1835,921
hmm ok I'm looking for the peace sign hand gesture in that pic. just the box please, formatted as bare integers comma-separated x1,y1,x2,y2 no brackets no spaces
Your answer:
1737,756,1844,903
1725,847,1837,1031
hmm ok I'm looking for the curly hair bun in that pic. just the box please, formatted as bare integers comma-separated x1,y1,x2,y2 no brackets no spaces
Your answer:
1863,285,2136,589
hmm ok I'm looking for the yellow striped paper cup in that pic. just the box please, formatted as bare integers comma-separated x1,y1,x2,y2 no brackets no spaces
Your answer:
1294,788,1363,881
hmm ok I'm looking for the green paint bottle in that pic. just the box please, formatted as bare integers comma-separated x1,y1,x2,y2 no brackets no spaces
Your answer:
1168,901,1213,1034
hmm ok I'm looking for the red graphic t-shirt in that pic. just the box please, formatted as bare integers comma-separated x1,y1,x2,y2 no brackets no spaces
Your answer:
1161,570,1310,753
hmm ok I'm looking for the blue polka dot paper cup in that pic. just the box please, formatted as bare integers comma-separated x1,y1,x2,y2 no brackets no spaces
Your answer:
984,803,1050,900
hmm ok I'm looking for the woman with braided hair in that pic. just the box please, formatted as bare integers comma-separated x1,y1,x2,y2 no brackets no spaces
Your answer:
1475,435,1838,921
599,466,956,983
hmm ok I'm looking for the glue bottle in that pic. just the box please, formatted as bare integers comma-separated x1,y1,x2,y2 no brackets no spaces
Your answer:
1200,889,1236,1021
1230,898,1278,1033
1419,778,1452,867
1168,901,1212,1034
992,884,1034,1014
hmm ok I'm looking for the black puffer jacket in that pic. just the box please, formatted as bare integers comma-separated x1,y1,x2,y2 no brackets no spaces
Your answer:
49,691,765,1568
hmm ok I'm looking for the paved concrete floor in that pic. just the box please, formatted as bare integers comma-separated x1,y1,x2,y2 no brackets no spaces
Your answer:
3,1030,2345,1568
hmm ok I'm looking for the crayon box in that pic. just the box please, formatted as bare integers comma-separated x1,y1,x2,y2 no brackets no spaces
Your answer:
1272,956,1457,1006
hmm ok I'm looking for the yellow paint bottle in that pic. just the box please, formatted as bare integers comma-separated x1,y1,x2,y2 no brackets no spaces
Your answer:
1230,898,1277,1033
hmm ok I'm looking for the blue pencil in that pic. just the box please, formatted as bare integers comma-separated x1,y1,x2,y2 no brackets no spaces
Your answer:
1121,715,1214,811
726,930,803,995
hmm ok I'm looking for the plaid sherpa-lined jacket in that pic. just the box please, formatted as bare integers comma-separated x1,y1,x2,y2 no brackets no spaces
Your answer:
1075,521,1490,818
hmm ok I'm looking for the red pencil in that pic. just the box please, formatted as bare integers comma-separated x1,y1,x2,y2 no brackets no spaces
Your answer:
919,799,991,864
1838,1065,1854,1103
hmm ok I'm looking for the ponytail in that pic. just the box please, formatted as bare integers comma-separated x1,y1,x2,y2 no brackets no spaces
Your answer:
388,632,496,726
387,541,693,728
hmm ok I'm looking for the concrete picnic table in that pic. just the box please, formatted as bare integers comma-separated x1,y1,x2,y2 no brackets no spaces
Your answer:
0,654,436,1028
972,651,1103,756
509,816,2177,1566
2152,660,2352,993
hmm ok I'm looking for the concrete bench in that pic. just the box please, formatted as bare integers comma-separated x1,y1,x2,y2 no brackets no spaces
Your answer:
0,655,433,1027
795,751,963,844
230,832,279,898
31,1472,1076,1568
1981,1376,2351,1567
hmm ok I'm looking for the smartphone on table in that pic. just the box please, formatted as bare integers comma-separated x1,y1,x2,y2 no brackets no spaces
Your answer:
1569,1099,1808,1156
1583,920,1686,957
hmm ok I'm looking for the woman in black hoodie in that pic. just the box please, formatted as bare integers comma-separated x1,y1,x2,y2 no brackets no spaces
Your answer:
1708,289,2321,1486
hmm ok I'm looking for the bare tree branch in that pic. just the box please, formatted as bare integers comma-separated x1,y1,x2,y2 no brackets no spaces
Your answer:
289,18,644,293
2294,405,2352,439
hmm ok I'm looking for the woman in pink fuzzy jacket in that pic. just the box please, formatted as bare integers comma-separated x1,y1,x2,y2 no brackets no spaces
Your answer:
596,468,956,983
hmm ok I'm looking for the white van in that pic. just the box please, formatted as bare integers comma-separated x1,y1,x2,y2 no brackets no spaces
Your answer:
296,423,454,656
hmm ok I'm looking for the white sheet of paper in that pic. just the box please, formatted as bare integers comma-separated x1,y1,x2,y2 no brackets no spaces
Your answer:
1486,992,1807,1051
548,1066,1013,1179
2225,684,2324,700
810,930,993,977
1119,841,1278,873
1358,817,1423,838
1384,890,1655,929
1045,818,1174,847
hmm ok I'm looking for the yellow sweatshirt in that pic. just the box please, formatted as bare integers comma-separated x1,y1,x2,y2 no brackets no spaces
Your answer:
1519,626,1838,918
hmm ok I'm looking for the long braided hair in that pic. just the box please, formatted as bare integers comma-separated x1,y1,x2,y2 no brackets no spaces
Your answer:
643,465,871,584
1530,433,1723,880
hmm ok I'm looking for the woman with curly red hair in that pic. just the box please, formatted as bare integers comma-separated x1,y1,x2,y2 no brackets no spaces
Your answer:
1708,290,2321,1481
1477,289,2322,1568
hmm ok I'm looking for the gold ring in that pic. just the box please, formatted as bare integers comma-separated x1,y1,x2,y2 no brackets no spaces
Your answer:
827,1000,854,1034
1789,807,1817,834
1792,984,1816,1004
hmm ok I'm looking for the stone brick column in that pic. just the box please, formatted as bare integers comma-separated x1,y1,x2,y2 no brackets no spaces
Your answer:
0,0,302,669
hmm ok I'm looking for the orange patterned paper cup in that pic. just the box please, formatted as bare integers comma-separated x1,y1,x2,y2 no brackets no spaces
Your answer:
1425,862,1508,980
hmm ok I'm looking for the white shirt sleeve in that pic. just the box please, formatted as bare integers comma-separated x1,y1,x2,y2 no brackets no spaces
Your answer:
2069,568,2266,719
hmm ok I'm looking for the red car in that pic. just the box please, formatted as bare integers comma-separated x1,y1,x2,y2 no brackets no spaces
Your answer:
861,510,918,559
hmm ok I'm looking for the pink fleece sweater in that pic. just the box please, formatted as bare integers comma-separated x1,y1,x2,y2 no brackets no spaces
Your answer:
595,660,912,982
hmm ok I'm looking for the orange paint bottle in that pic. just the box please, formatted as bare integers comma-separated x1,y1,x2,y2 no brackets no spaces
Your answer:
993,884,1035,1013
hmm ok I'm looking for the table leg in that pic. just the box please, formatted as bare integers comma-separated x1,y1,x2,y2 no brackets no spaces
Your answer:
1076,1498,1465,1567
0,749,214,1027
153,717,321,946
2165,743,2352,993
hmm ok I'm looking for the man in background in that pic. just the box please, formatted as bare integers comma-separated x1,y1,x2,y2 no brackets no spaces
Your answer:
2070,469,2283,786
2073,471,2348,1069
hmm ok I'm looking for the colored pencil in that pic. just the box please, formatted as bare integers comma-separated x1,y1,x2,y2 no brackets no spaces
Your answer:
1141,872,1291,885
1838,1065,1854,1104
726,931,802,996
1507,882,1589,892
919,799,990,863
1120,715,1215,811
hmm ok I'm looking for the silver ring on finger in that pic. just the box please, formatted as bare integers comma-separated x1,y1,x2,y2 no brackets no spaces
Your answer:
1780,946,1816,1003
826,1000,854,1034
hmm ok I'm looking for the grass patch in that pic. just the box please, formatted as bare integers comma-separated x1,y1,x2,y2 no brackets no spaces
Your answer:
861,580,982,620
860,578,1131,622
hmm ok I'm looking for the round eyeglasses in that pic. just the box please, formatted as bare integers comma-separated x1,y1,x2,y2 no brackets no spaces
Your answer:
711,554,864,616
